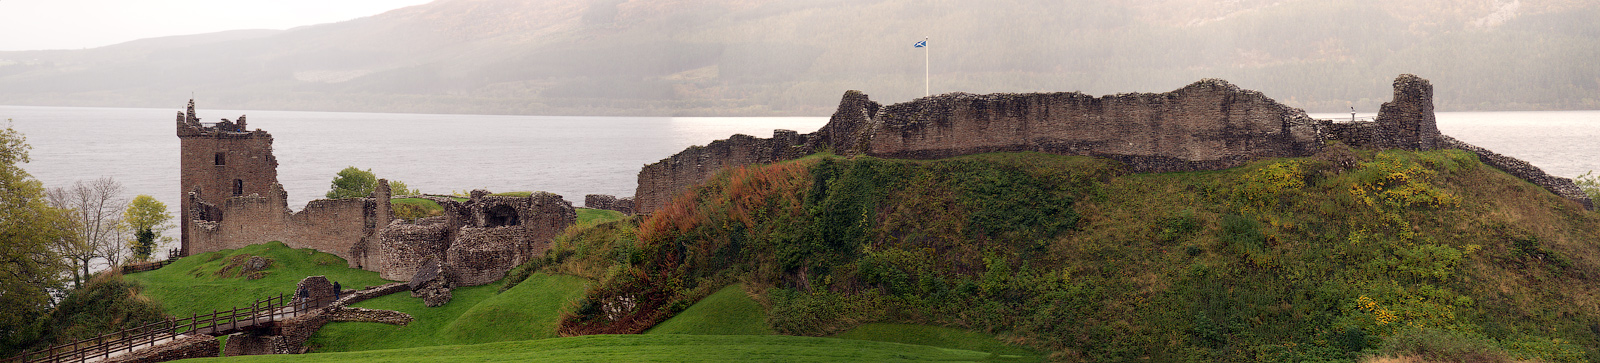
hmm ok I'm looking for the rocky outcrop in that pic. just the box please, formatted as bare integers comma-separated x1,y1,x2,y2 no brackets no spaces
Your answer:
409,257,453,307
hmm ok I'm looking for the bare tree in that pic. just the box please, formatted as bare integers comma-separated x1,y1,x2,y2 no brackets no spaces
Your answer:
46,177,127,288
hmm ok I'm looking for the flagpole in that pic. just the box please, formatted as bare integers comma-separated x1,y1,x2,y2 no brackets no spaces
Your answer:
923,36,930,97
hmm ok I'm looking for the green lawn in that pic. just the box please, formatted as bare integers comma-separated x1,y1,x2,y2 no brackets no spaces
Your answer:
124,241,392,318
648,284,772,336
833,324,1041,362
192,334,1010,362
308,274,587,352
575,208,626,226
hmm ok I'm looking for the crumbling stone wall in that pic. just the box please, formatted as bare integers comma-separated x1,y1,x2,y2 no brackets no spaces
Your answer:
184,180,389,269
585,194,635,215
115,334,220,363
375,191,576,286
634,74,1594,213
635,130,812,213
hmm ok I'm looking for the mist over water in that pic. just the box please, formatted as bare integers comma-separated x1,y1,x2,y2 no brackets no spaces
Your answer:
4,105,1595,237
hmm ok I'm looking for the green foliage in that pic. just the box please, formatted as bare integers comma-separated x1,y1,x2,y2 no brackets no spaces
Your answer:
123,195,172,262
1374,328,1516,363
0,122,71,355
189,334,1001,363
40,273,166,347
551,150,1600,361
390,198,441,221
326,167,377,199
647,284,773,336
326,167,419,198
1577,170,1599,206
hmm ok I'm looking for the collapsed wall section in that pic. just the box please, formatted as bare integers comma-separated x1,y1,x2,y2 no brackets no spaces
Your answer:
634,130,812,214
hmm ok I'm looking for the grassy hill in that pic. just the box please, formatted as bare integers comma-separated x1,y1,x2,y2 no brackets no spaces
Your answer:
541,148,1600,362
124,241,391,317
191,334,1007,362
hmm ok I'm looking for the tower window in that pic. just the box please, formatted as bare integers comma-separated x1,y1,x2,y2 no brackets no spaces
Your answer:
214,152,226,166
232,179,244,196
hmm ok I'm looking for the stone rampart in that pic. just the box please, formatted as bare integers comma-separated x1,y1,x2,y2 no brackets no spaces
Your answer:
635,130,812,213
633,74,1594,213
375,191,575,286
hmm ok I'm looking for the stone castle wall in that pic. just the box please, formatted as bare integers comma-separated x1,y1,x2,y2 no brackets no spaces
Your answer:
185,184,385,269
635,130,813,213
584,194,635,215
177,100,280,257
375,192,576,285
633,74,1594,213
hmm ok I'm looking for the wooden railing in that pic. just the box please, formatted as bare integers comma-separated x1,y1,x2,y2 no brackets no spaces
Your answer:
118,249,183,275
4,292,334,363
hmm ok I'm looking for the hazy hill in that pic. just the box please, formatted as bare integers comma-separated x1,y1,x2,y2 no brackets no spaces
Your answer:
0,0,1595,115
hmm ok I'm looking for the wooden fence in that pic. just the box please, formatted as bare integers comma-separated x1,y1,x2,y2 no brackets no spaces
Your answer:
118,250,183,275
3,292,334,363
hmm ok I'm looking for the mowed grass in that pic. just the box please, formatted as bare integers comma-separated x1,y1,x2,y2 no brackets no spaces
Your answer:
308,274,587,352
647,284,773,335
575,208,626,227
124,241,392,318
191,334,1005,362
833,324,1041,362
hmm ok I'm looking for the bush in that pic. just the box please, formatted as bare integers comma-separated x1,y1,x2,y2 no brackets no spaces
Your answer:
1372,328,1514,363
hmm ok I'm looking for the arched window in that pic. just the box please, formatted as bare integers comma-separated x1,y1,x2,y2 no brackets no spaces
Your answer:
232,179,244,196
214,152,226,166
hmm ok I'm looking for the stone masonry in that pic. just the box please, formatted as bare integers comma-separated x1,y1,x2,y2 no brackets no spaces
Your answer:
178,101,577,287
585,194,635,215
634,74,1594,213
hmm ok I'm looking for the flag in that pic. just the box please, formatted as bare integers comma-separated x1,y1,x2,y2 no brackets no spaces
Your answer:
914,40,926,48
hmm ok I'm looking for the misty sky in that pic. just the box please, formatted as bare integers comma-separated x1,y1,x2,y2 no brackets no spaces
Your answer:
0,0,433,51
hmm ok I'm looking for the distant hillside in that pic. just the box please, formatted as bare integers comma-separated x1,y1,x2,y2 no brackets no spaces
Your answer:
542,149,1600,361
0,0,1595,115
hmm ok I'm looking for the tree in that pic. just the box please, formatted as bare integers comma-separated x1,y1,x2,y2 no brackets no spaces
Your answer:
122,195,172,262
1578,171,1599,206
0,121,73,353
326,167,377,199
326,166,419,198
46,177,128,288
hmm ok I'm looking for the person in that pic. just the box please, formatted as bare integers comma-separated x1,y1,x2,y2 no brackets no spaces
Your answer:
333,281,342,302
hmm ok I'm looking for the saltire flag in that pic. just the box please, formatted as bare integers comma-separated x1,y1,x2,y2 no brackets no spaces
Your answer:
914,40,926,48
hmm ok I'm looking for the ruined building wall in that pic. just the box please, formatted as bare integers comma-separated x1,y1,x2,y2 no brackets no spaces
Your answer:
185,181,388,269
634,74,1593,214
375,192,575,285
177,101,279,257
634,130,812,214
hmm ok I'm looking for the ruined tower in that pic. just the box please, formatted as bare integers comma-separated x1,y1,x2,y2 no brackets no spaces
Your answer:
176,100,280,256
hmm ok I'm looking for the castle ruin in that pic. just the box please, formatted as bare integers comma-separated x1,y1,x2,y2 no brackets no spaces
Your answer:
177,104,575,287
635,74,1594,213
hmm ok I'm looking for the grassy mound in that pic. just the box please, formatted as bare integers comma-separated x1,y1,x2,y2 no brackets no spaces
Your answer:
124,241,390,317
308,273,588,352
647,284,772,335
546,148,1600,362
194,334,1003,362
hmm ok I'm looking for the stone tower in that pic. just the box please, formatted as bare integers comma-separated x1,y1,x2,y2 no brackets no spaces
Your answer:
176,100,280,256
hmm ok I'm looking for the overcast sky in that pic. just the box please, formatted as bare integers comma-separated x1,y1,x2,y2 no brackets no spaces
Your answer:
0,0,434,51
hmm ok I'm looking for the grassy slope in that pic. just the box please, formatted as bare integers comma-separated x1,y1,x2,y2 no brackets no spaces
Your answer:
834,324,1041,361
647,284,773,335
192,334,1002,363
124,241,391,317
308,274,587,352
552,150,1600,362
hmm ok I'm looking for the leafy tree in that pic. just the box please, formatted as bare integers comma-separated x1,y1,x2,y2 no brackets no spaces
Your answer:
326,166,419,198
327,167,378,199
122,195,172,262
1577,171,1599,206
388,180,420,196
46,177,128,288
0,121,73,354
